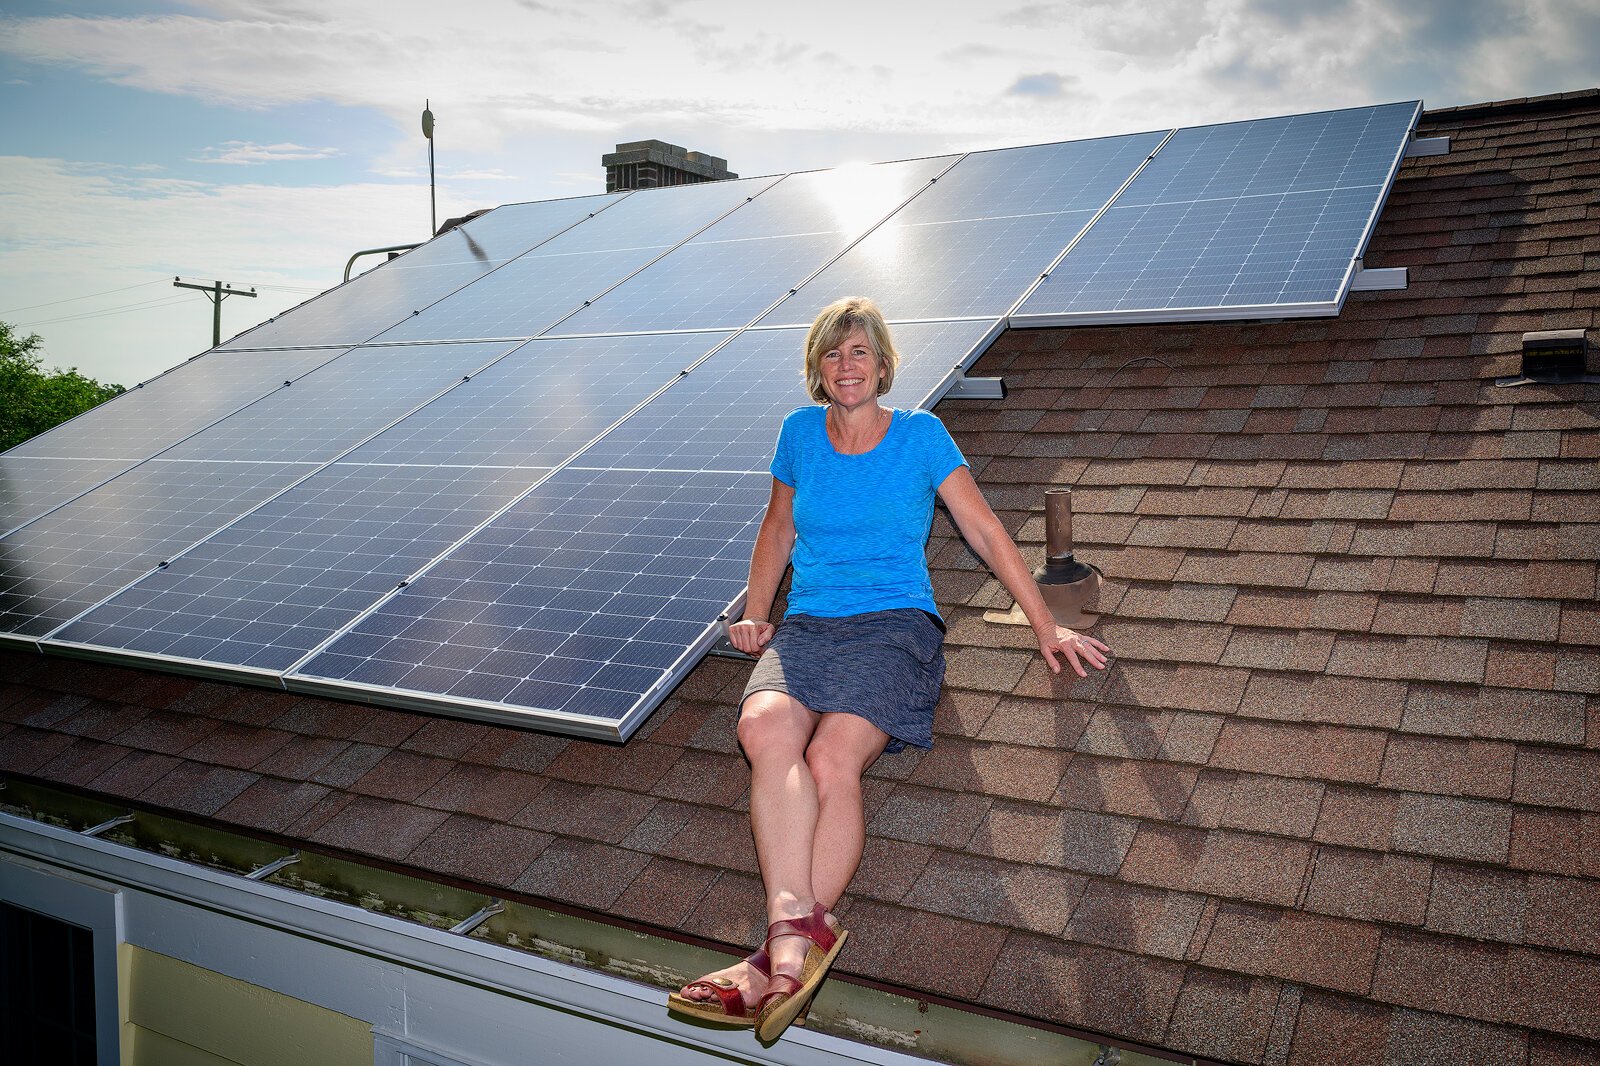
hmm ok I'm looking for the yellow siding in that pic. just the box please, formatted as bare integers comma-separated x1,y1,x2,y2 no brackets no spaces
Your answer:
124,945,372,1066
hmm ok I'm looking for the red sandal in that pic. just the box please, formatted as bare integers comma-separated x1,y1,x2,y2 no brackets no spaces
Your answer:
755,903,848,1041
667,945,811,1028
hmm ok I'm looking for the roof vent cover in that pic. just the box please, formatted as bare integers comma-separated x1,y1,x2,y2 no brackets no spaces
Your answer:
1497,329,1596,386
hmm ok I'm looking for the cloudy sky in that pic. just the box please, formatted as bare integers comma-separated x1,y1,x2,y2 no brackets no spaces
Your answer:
3,0,1596,386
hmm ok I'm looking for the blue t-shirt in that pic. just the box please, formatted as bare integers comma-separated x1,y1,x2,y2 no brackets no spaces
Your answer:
771,406,968,619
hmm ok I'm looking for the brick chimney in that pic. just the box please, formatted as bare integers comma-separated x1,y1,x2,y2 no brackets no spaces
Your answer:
602,140,737,192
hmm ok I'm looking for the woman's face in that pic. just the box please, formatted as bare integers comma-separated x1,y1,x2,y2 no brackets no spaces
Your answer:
820,326,883,408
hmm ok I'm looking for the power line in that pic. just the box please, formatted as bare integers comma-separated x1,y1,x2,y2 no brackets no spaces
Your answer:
0,279,168,316
16,295,194,329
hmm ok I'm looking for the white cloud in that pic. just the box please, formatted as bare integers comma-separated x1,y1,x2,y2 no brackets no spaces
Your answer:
190,140,341,164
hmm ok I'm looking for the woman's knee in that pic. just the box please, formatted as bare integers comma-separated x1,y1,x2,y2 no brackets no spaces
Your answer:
804,742,865,799
737,692,811,760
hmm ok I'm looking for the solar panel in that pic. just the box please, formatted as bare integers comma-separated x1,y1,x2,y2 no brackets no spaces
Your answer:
51,463,545,671
8,101,1421,737
372,176,779,343
284,318,997,737
0,459,312,637
553,156,957,335
0,346,356,532
292,466,771,733
1012,101,1421,325
573,320,998,473
222,193,621,350
48,333,728,669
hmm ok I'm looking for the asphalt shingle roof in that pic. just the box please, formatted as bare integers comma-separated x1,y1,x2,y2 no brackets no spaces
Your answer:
3,88,1597,1065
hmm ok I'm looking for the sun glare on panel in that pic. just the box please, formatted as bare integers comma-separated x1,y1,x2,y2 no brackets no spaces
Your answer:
822,161,904,235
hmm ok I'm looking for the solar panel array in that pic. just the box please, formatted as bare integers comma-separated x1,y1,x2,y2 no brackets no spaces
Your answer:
1,101,1420,738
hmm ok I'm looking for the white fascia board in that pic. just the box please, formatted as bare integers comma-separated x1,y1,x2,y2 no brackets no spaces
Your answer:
0,812,936,1066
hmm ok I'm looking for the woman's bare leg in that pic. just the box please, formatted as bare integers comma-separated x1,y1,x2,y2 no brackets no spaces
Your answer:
679,690,818,1005
763,711,888,988
806,712,890,910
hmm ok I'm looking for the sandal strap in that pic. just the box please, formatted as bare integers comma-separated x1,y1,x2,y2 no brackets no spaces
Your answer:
764,902,838,954
683,977,750,1018
759,973,802,1007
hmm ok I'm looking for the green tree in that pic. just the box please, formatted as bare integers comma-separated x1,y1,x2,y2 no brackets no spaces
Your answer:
1,321,125,452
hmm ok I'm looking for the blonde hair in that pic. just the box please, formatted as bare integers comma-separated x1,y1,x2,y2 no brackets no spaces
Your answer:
802,296,900,404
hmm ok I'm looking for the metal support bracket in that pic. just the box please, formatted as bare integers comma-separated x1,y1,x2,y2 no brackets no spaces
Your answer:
1350,266,1408,292
82,814,135,837
246,851,302,881
449,900,505,936
1406,136,1450,158
943,375,1007,401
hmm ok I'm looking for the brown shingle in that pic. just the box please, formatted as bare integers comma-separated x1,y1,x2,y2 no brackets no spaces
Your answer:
1325,634,1488,684
309,795,449,863
1054,755,1196,820
1400,683,1587,744
512,781,659,846
1201,903,1380,995
141,761,258,817
1237,673,1407,729
908,738,1070,803
1378,734,1515,799
979,933,1185,1047
1304,847,1431,925
1525,874,1600,955
1508,808,1600,878
1392,794,1513,863
406,815,550,889
1368,930,1508,1023
611,856,717,930
1210,719,1388,784
1313,786,1398,850
1216,774,1326,837
970,800,1141,876
214,778,333,835
1512,747,1600,811
1164,970,1282,1065
414,764,548,822
1503,947,1600,1040
348,749,455,802
902,851,1082,933
511,839,651,909
1287,991,1392,1066
1064,881,1207,960
1424,863,1527,944
867,784,990,849
841,900,1008,1000
1384,1010,1528,1066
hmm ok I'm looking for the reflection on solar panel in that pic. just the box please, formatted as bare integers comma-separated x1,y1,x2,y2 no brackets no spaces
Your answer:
0,346,358,532
1012,101,1422,324
4,100,1420,737
221,193,622,349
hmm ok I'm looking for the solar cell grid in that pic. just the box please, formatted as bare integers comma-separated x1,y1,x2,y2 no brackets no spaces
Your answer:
0,457,139,536
295,467,770,733
337,332,728,468
161,340,521,464
3,347,354,463
223,193,621,350
1016,100,1420,323
572,320,996,473
0,459,312,636
891,132,1164,226
53,462,543,669
373,177,776,343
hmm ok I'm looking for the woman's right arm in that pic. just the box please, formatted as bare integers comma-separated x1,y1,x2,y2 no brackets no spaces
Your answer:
728,478,796,655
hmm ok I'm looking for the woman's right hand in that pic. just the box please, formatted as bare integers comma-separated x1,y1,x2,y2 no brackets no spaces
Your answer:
728,618,775,655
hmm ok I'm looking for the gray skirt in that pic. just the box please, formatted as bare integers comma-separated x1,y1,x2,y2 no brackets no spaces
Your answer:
741,609,945,753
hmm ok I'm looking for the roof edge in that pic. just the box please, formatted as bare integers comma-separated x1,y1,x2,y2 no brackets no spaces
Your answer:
1423,86,1600,122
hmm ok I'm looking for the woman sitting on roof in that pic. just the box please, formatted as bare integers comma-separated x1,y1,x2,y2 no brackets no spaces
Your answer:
669,296,1110,1041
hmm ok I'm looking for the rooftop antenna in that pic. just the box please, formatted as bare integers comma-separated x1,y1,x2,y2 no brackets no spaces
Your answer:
422,100,436,237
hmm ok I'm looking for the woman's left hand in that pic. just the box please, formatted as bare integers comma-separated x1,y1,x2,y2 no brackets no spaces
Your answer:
1036,624,1111,677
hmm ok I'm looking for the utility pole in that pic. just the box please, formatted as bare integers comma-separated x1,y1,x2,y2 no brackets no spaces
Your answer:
173,277,257,348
